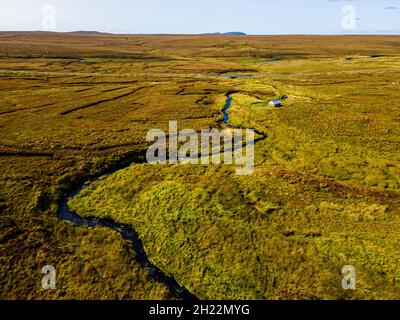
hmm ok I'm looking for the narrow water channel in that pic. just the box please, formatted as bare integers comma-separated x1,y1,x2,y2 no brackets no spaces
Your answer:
57,93,265,299
222,94,233,126
58,170,197,300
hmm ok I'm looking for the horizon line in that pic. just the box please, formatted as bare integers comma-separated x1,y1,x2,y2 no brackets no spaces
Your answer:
1,30,400,36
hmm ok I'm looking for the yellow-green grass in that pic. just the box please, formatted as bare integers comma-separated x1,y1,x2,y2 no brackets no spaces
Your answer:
70,62,400,299
1,33,400,300
69,163,400,299
0,58,229,299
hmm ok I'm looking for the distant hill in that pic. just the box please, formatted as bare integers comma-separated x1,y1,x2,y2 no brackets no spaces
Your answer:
202,32,247,36
67,31,247,36
68,31,111,35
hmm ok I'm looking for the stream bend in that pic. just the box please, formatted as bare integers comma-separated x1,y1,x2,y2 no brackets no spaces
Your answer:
58,94,267,299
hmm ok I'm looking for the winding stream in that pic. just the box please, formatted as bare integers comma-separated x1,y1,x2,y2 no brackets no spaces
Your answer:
58,93,266,299
58,183,197,300
222,94,233,126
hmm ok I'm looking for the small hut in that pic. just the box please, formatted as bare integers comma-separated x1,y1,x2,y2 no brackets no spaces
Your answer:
268,100,282,108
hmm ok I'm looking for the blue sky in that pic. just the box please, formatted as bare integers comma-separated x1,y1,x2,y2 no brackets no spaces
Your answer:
0,0,399,34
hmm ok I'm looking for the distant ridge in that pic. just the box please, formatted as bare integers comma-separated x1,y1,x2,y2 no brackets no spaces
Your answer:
68,31,111,35
202,32,247,36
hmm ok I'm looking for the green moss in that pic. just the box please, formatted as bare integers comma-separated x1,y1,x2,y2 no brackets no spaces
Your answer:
2,34,400,300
